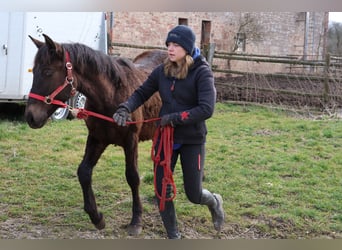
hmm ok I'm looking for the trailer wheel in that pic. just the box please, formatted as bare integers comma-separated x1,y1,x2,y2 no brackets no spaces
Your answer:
50,92,86,121
51,101,70,121
72,92,86,109
68,92,86,119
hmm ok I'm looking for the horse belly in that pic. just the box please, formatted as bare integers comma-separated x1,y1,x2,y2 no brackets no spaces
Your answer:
139,93,161,141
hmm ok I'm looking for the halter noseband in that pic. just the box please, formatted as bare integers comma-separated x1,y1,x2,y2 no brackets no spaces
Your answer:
28,50,76,107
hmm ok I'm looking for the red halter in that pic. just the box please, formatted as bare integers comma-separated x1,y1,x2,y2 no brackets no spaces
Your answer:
28,50,76,107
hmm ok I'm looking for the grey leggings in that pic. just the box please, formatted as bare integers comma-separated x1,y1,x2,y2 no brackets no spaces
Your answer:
154,143,205,204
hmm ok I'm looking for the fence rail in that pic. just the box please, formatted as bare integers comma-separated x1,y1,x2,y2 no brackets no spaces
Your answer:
211,51,342,76
209,46,342,108
112,42,342,109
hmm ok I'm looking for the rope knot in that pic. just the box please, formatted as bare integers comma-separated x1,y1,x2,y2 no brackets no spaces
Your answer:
76,108,89,120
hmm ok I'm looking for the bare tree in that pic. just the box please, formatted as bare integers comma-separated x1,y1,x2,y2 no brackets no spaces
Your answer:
232,13,264,52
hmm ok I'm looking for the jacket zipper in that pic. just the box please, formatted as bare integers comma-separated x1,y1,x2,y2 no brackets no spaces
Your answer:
170,78,176,112
170,78,175,92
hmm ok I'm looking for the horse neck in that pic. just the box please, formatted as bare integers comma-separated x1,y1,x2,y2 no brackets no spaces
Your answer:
67,46,114,108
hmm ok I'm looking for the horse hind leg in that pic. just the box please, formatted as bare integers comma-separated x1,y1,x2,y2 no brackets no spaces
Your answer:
77,136,107,230
123,140,143,236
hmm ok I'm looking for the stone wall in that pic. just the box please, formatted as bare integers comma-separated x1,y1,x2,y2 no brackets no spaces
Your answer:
109,12,328,73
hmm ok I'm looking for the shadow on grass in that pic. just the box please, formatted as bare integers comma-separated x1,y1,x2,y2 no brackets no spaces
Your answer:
0,103,26,121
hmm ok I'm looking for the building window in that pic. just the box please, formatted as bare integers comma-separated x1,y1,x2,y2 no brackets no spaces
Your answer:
178,18,188,25
201,20,212,47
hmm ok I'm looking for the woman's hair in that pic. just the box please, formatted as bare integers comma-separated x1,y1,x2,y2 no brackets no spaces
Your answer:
164,54,194,79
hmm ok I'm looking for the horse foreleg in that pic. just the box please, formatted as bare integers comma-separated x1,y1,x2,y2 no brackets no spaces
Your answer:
77,135,107,230
123,138,143,236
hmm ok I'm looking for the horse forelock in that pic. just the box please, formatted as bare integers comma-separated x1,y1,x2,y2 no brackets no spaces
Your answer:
33,45,60,67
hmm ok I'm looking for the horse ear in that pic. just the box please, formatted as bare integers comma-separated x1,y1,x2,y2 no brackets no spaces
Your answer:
42,34,64,58
29,35,44,49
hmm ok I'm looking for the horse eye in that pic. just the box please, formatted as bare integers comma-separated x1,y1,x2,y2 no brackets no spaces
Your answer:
43,69,53,77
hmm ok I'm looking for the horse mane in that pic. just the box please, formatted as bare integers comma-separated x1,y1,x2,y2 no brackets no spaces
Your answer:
33,41,165,92
61,43,145,89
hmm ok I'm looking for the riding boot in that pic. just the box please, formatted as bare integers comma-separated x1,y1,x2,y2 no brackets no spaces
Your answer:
200,189,225,232
159,200,181,239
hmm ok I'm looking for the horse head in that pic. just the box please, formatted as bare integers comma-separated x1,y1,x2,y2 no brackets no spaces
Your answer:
25,34,75,128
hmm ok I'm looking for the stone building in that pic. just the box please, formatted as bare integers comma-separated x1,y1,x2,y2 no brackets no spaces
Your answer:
108,12,329,74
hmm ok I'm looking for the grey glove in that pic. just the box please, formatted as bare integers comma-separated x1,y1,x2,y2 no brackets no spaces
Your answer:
160,113,178,127
113,105,131,126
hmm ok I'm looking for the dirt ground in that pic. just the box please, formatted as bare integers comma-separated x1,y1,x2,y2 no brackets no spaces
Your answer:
0,215,299,239
0,203,267,239
1,206,340,239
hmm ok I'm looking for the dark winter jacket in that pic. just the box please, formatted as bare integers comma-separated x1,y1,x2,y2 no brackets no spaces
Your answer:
123,55,216,144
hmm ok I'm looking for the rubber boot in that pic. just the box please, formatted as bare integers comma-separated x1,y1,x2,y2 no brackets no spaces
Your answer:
200,189,225,232
159,200,181,239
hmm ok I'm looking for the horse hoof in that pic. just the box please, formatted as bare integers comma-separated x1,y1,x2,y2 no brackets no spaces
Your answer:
127,224,142,236
95,216,106,230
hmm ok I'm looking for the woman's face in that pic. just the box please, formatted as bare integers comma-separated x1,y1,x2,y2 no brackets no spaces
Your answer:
167,42,187,64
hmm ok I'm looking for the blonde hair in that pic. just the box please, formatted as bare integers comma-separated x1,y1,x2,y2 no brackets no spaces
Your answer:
164,54,194,79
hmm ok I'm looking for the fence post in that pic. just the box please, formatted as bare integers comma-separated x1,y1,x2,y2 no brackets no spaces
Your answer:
323,53,330,105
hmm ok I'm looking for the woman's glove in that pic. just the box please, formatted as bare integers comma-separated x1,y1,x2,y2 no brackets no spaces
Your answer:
113,104,131,126
160,113,178,127
160,111,191,127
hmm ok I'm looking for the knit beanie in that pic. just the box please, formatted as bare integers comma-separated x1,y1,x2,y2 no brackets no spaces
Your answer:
165,25,196,55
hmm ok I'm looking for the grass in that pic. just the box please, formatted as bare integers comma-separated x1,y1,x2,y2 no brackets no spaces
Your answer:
0,102,341,238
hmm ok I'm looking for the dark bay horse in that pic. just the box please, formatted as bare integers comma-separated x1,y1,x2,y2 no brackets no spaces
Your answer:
24,34,167,235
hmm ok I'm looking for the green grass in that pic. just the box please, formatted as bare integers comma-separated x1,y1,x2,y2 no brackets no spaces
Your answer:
0,103,341,238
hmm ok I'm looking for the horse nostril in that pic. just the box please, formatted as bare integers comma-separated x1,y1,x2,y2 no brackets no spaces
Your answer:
25,111,34,124
25,110,38,128
24,108,47,129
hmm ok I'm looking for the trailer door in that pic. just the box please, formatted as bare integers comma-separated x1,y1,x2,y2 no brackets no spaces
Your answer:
0,13,9,93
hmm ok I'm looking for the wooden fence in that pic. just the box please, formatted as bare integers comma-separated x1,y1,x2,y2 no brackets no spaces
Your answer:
112,42,342,109
204,44,342,109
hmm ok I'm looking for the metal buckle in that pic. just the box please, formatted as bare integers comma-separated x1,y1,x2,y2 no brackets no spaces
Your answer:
66,76,74,84
44,96,52,104
65,62,73,70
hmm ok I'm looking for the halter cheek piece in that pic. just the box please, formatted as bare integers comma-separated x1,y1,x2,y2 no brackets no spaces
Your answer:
29,50,76,107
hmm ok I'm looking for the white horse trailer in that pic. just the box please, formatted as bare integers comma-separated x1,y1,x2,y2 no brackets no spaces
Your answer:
0,12,107,120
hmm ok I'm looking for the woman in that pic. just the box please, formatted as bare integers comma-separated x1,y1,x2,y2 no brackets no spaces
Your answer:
113,25,224,239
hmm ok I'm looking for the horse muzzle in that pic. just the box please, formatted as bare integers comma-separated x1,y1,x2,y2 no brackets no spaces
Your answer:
24,104,50,129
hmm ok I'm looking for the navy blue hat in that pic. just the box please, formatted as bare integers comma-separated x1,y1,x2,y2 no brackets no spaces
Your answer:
165,25,196,55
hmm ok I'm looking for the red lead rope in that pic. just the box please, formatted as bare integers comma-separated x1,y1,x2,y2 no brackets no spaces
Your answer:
151,125,176,211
